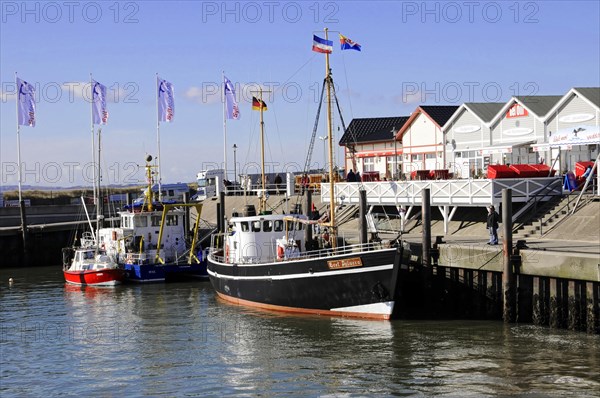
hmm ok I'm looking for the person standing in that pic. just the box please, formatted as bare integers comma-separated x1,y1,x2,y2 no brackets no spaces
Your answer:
486,205,500,245
346,169,356,182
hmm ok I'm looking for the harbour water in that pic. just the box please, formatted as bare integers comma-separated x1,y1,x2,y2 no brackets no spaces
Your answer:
1,265,599,397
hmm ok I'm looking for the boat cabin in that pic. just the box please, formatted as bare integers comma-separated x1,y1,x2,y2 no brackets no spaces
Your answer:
225,213,307,264
99,208,187,264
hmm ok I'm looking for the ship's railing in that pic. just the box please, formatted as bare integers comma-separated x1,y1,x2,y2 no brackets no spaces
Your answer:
208,238,397,265
322,177,562,207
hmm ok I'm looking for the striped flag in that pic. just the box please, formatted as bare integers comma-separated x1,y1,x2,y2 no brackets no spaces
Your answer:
312,35,333,54
92,80,108,125
224,76,240,120
252,97,267,111
17,77,36,127
157,77,175,122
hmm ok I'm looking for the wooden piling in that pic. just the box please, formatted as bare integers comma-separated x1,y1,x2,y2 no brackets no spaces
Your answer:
305,190,313,249
219,191,226,233
502,188,515,323
422,188,431,267
359,189,367,245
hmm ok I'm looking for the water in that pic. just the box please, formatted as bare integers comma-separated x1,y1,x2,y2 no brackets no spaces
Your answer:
1,266,599,397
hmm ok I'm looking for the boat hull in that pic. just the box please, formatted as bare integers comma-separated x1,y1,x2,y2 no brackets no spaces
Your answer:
63,268,126,286
207,248,399,320
124,261,208,283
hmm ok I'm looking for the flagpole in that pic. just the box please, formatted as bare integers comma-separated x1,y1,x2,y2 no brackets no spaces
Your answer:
325,28,337,249
90,73,97,205
15,72,28,260
15,72,23,204
156,73,162,201
223,71,228,181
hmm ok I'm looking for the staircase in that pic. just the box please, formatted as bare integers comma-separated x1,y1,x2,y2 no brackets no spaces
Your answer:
513,194,579,239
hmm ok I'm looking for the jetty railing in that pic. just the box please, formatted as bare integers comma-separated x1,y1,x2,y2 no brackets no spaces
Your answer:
321,177,563,207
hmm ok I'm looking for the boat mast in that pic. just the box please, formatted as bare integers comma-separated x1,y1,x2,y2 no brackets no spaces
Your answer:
96,128,102,253
259,87,267,214
324,28,337,248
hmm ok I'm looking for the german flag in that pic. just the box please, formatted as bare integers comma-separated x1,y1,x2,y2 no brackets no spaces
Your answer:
252,97,267,111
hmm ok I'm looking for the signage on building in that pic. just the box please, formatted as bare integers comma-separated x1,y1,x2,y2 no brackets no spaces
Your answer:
453,125,480,134
558,113,594,123
503,127,534,136
506,103,528,118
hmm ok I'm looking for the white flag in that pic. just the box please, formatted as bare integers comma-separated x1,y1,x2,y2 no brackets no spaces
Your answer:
224,76,240,120
92,80,108,125
17,77,36,127
157,77,175,122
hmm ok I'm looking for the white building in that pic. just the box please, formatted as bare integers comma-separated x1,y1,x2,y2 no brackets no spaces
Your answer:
339,116,409,180
486,95,562,165
542,87,600,172
442,102,505,178
396,106,459,178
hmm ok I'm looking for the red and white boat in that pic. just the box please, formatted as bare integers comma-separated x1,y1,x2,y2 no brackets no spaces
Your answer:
63,237,125,286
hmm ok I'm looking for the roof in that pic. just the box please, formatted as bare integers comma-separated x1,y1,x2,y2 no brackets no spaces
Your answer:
397,105,459,138
339,116,409,145
463,103,505,123
573,87,600,108
418,105,460,127
514,95,563,117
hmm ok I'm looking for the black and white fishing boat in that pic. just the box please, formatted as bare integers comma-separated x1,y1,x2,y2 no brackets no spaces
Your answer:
207,29,408,320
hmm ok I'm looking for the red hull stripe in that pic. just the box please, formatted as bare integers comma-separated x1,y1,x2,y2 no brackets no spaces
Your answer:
215,291,391,321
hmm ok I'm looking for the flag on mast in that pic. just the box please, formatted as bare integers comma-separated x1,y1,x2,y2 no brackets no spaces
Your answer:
339,34,361,51
252,97,267,111
312,35,333,54
224,76,240,120
91,80,108,125
17,77,36,127
157,77,175,122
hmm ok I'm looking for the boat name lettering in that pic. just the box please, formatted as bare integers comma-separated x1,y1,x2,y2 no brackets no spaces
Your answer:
327,257,363,270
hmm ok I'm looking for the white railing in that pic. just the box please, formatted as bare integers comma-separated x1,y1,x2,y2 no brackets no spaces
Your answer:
321,177,563,207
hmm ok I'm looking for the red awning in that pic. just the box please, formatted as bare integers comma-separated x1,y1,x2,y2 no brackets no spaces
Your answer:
355,150,402,158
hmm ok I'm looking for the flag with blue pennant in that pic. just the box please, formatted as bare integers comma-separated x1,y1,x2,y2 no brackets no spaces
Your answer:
92,80,108,125
158,77,175,122
17,77,36,127
224,76,240,120
339,34,361,51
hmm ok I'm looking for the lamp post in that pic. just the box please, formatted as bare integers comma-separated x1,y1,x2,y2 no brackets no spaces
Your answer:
318,136,328,172
391,127,398,180
232,143,238,184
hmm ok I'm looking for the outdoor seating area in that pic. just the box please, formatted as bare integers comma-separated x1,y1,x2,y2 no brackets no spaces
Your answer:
487,164,555,179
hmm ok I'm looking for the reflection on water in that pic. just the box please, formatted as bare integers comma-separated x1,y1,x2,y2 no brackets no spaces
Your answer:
1,266,599,396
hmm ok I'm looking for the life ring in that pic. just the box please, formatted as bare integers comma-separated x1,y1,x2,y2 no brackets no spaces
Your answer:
277,245,284,261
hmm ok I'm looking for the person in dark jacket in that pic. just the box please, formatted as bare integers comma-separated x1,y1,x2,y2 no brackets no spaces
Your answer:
486,205,500,245
346,169,356,182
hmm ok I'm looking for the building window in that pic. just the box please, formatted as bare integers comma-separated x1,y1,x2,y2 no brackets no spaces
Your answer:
425,153,436,159
412,154,422,161
363,157,375,172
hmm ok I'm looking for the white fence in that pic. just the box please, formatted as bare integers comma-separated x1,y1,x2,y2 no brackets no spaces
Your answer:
321,177,563,207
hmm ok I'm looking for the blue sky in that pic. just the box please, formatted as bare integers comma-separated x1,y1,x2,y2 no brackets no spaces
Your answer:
1,0,599,187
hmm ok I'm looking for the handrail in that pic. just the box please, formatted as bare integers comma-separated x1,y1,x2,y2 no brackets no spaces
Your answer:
208,234,397,264
511,177,564,226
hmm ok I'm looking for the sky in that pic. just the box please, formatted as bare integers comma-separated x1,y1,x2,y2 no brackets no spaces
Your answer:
1,0,599,188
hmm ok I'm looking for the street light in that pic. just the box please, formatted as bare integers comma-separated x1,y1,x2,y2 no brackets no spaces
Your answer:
318,136,328,172
391,127,398,180
232,144,238,184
